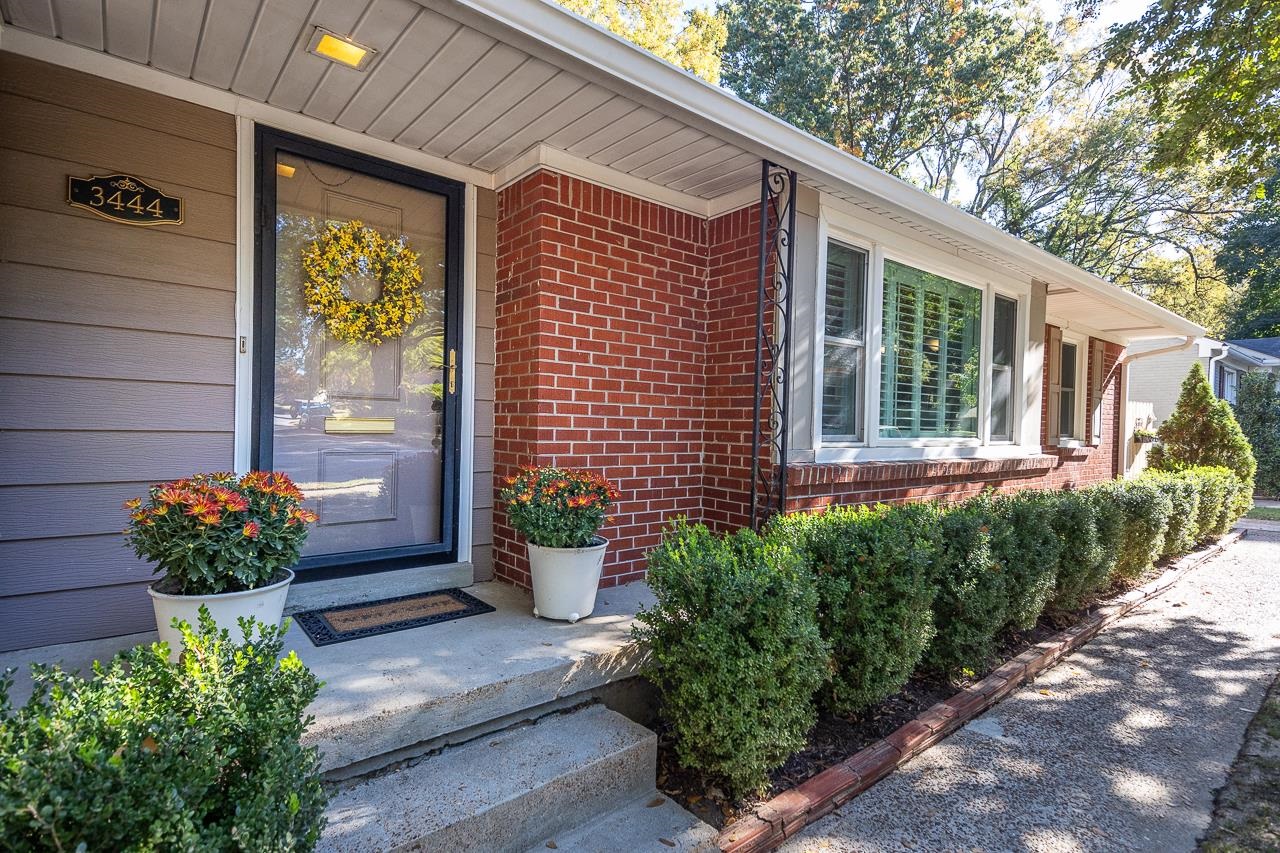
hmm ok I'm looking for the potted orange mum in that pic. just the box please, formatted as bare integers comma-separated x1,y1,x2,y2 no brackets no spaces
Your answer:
124,471,317,658
499,466,619,622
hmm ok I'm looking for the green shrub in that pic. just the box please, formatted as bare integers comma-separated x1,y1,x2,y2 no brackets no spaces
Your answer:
1100,479,1173,581
769,502,940,715
923,494,1007,676
1089,485,1127,588
1149,362,1257,489
0,610,326,851
634,520,828,796
1143,470,1201,558
1185,465,1236,541
991,491,1063,630
1233,371,1280,497
1046,489,1108,612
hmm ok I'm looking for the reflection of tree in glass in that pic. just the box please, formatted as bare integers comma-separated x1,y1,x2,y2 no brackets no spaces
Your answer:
274,213,325,404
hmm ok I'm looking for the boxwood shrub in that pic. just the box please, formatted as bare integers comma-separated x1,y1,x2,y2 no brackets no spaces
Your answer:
992,491,1063,631
922,493,1007,676
1046,489,1107,612
637,467,1247,794
770,502,941,715
1101,479,1173,581
1185,465,1236,542
0,610,326,851
634,520,828,796
1144,470,1201,558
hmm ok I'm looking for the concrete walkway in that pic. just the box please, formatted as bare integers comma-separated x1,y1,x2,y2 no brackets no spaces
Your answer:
785,528,1280,853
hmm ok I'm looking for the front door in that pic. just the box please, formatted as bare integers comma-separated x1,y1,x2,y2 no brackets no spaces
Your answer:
254,128,463,575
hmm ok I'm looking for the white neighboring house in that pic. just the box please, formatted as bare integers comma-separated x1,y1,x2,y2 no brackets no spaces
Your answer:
1125,336,1280,475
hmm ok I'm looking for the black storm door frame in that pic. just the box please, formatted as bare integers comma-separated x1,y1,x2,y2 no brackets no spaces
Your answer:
252,126,465,579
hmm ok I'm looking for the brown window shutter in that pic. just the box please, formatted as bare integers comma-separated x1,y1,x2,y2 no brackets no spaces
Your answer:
1089,339,1105,446
1046,325,1062,446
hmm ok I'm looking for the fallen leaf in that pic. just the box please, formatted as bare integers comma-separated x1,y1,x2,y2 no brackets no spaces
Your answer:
647,797,666,808
1038,689,1052,696
546,841,557,849
659,839,676,848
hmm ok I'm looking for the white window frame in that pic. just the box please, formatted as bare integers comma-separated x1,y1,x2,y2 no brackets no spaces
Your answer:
813,206,1033,462
815,233,873,444
1057,331,1088,445
987,288,1024,445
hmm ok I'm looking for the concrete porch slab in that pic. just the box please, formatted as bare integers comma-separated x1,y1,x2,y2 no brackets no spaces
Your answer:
0,580,654,777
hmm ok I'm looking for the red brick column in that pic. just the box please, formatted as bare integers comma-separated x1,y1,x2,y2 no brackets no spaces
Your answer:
493,171,717,587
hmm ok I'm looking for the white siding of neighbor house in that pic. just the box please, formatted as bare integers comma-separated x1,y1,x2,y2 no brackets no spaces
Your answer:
1126,339,1212,427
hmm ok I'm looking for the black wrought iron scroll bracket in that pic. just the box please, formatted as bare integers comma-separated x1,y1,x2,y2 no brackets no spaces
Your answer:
749,161,797,531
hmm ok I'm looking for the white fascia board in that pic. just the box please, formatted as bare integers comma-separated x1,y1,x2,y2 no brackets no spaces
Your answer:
440,0,1204,339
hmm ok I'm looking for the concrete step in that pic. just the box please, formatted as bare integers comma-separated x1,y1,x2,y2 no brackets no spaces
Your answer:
319,704,656,853
528,793,719,853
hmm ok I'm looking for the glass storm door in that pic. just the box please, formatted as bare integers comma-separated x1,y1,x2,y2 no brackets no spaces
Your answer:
254,128,463,574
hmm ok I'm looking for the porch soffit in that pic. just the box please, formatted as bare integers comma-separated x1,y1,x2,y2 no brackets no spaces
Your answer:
0,0,1202,342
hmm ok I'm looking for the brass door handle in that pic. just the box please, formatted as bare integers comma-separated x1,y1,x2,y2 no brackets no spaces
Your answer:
448,348,457,395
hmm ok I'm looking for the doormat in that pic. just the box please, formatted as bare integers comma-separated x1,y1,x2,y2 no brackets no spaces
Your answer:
294,588,496,646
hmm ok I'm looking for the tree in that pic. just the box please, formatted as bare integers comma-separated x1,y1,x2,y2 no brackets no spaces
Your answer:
1149,362,1257,487
1121,250,1233,339
720,0,1055,190
979,89,1237,289
1221,163,1280,340
720,1,1238,309
1097,0,1280,190
1233,372,1280,497
555,0,728,83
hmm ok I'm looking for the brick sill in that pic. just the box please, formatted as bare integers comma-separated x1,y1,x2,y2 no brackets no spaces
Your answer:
786,455,1058,488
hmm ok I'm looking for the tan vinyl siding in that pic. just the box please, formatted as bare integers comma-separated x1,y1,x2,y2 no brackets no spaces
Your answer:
472,187,497,580
0,53,237,650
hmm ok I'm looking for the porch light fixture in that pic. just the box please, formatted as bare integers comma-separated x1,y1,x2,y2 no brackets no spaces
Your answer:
307,27,376,70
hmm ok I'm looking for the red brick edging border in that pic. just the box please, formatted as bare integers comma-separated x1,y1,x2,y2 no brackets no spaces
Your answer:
718,529,1248,852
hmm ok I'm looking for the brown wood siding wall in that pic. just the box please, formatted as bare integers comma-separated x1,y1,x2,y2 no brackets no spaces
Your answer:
472,188,497,580
0,54,237,651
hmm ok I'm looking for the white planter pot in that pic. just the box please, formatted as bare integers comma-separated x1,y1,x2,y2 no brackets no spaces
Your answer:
527,537,606,623
148,570,294,661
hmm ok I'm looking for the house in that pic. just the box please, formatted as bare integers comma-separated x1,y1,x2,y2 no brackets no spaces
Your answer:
1127,336,1280,419
0,0,1203,656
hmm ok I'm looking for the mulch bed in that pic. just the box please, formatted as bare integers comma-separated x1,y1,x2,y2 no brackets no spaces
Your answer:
655,581,1155,829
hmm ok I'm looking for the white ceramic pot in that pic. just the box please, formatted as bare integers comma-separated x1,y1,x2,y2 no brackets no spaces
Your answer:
148,570,294,661
527,537,606,623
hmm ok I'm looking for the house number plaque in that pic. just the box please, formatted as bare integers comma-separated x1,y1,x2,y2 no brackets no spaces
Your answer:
67,173,183,226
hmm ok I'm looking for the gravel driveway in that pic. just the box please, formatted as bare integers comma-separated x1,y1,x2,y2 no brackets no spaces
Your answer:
784,528,1280,853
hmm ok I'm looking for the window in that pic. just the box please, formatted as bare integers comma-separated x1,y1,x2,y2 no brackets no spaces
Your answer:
1059,340,1080,439
879,260,982,439
990,295,1018,442
821,240,868,440
1222,368,1238,404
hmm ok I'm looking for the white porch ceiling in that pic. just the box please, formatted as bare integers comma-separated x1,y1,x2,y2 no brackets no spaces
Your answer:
0,0,760,199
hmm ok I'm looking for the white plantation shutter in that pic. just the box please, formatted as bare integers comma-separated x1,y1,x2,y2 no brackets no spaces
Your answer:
879,260,981,438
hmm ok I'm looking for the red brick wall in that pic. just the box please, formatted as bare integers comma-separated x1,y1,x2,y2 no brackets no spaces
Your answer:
493,171,714,587
703,205,764,533
494,169,1129,586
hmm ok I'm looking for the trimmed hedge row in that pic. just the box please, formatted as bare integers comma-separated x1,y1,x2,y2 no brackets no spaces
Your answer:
635,466,1250,796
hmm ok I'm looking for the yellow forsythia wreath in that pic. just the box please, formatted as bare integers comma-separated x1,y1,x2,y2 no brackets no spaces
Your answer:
300,220,425,344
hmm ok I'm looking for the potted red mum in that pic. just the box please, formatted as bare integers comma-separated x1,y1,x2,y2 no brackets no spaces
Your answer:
124,471,317,658
499,466,619,622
